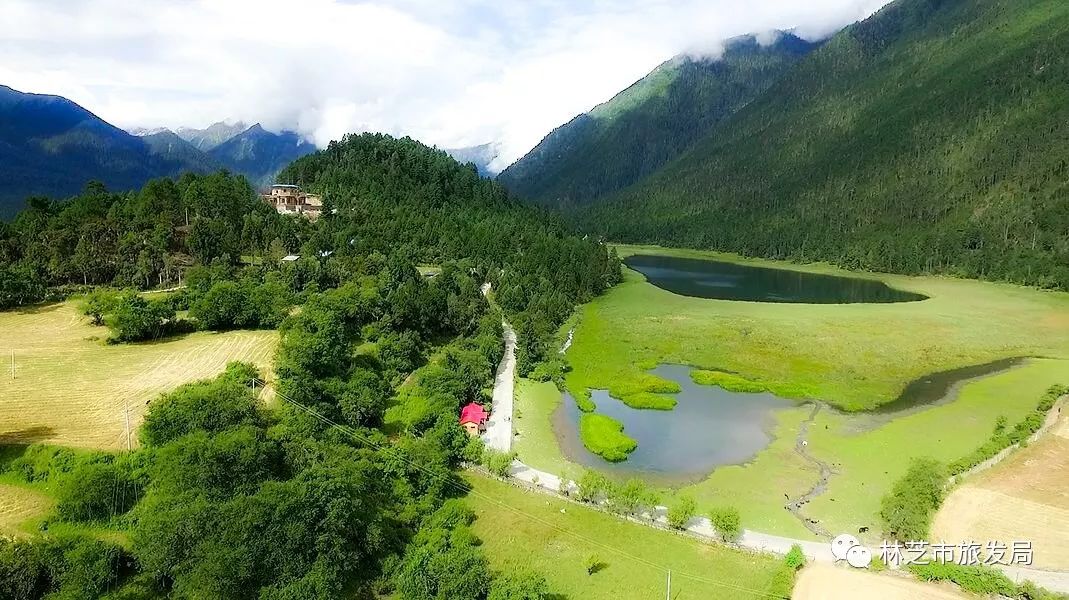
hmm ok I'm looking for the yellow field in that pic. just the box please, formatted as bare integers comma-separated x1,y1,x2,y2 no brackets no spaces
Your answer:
931,406,1069,570
0,302,277,450
0,483,51,537
793,563,970,600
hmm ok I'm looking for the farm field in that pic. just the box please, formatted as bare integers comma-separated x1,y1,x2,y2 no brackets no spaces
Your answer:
931,406,1069,570
0,302,277,450
464,474,793,600
793,563,970,600
566,245,1069,411
0,482,51,537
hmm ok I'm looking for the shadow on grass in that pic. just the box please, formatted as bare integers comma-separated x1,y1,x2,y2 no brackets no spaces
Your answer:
11,302,66,316
0,426,56,446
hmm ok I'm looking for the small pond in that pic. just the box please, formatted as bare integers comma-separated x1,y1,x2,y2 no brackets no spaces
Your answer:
624,254,927,303
552,364,795,484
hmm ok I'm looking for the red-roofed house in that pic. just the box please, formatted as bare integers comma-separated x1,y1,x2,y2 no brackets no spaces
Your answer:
459,402,489,437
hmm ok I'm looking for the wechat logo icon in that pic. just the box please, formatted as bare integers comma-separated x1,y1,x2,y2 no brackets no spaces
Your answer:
831,534,872,568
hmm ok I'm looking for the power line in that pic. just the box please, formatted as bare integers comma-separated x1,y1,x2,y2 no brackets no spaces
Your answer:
262,378,790,599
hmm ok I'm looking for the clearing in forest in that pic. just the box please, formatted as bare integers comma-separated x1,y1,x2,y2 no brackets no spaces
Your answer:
0,302,277,450
0,483,52,537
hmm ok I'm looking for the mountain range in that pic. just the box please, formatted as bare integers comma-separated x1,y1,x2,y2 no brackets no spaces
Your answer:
499,0,1069,290
497,31,818,206
0,86,315,218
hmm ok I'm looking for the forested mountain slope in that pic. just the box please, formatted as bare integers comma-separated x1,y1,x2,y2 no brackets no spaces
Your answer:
0,85,217,218
210,124,317,188
281,133,621,369
496,32,817,206
579,0,1069,289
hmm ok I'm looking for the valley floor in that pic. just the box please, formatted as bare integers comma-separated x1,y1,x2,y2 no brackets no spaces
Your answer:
513,246,1069,542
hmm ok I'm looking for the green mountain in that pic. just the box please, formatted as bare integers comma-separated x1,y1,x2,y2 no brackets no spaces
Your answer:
0,85,216,218
496,32,818,207
209,123,316,188
576,0,1069,289
141,130,224,172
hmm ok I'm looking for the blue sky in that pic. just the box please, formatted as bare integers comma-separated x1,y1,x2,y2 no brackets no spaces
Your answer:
0,0,892,170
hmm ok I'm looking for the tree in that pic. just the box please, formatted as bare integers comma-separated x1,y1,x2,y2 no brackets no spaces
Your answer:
80,288,120,326
106,291,175,342
609,478,656,516
879,457,946,540
584,554,602,575
708,506,742,542
488,571,549,600
666,496,696,530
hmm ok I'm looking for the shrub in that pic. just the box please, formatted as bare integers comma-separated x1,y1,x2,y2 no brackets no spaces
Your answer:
80,288,121,326
575,470,612,503
488,571,549,600
106,291,175,342
462,437,485,464
708,506,742,542
56,461,141,522
879,457,946,540
908,563,1017,597
8,445,81,483
667,496,696,530
482,449,517,478
784,544,806,570
578,413,637,462
609,478,657,516
140,367,262,446
585,554,602,575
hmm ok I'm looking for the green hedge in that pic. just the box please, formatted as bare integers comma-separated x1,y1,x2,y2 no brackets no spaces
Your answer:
949,385,1067,476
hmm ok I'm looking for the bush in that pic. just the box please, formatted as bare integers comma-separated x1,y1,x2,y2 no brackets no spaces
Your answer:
575,470,612,503
667,496,696,530
578,413,637,462
488,571,549,600
585,554,601,575
106,291,175,342
608,478,657,516
140,366,262,446
708,506,742,542
908,563,1017,597
56,461,141,522
80,288,121,326
784,545,806,570
482,449,517,478
879,457,945,540
8,444,81,483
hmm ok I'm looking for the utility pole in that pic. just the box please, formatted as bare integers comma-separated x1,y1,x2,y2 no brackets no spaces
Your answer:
10,350,13,379
665,570,671,600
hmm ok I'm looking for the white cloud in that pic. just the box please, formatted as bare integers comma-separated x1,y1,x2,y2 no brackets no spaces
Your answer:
0,0,892,170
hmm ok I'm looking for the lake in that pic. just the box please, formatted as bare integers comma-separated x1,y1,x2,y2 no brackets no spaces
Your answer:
624,254,927,303
552,364,795,484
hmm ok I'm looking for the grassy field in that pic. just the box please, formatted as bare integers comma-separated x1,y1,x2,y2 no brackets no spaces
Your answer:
0,302,277,450
515,246,1069,539
566,245,1069,411
464,474,793,600
0,482,52,537
932,405,1069,570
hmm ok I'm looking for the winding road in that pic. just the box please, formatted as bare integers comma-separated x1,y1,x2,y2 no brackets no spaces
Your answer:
480,316,1069,593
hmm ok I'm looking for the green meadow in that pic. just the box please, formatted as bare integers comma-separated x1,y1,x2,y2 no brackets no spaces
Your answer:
565,245,1069,412
513,246,1069,539
464,474,794,600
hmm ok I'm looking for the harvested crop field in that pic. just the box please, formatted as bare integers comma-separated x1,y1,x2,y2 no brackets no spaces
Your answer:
0,483,51,537
0,302,277,450
931,405,1069,570
793,563,970,600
